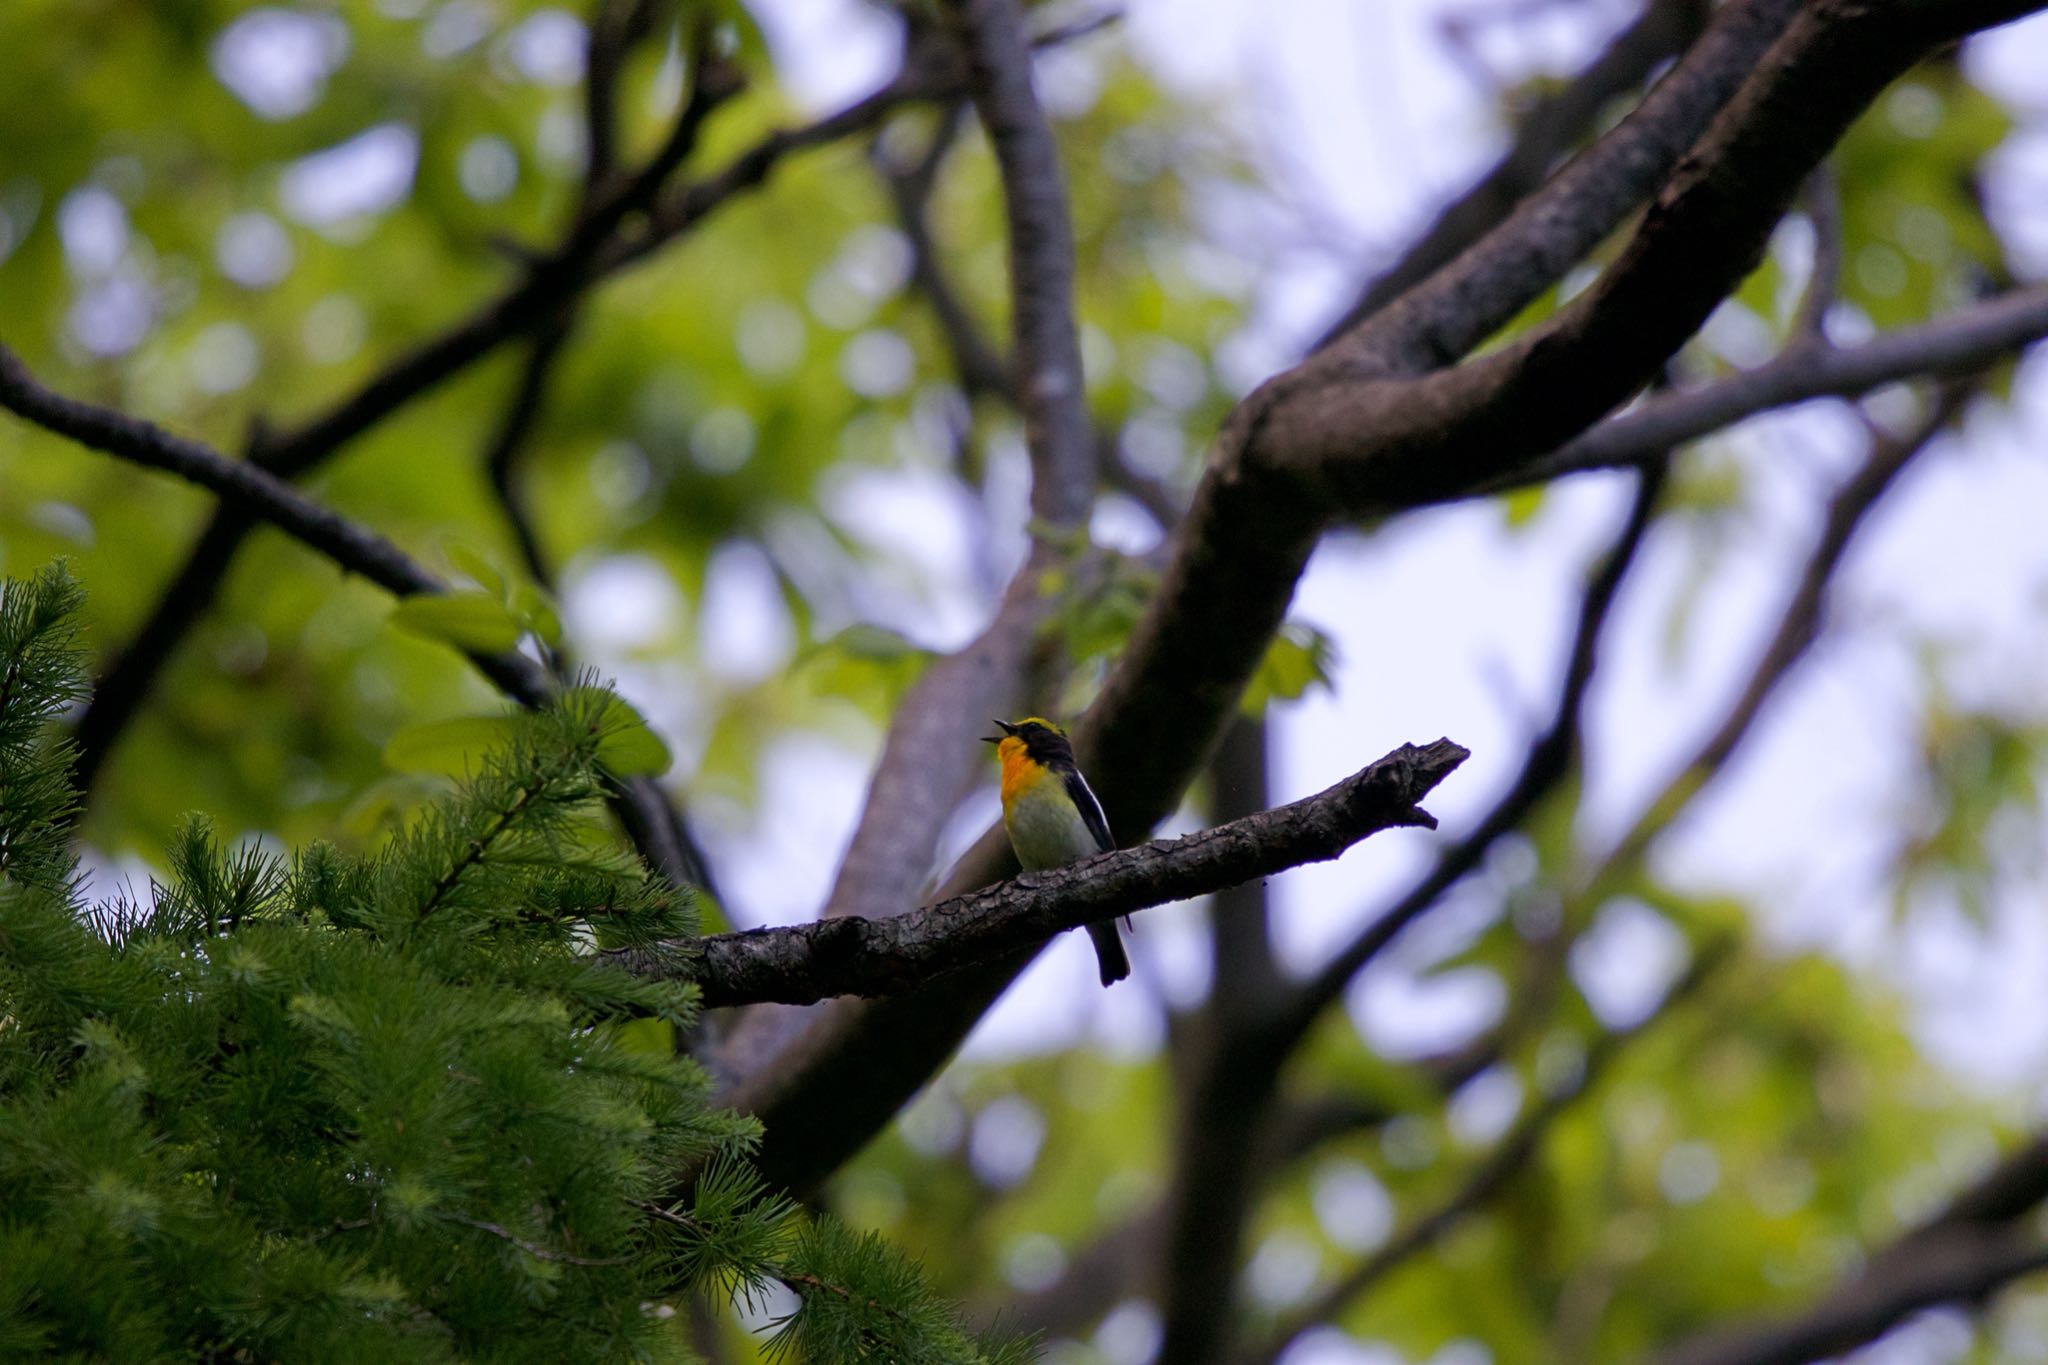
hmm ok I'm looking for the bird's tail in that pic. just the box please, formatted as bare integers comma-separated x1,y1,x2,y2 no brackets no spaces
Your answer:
1088,921,1131,987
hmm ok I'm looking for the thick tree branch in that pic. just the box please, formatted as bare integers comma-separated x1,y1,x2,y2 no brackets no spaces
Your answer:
1311,0,1712,350
1326,0,1803,375
1080,0,1808,905
1276,1,2038,513
1073,725,1276,1357
649,739,1463,1008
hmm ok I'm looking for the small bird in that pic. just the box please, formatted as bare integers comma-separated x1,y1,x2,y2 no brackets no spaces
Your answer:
984,716,1131,986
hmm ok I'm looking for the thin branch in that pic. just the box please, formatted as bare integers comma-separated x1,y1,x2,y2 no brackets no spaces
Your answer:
0,349,550,712
1245,942,1732,1365
440,1210,635,1267
1594,380,1973,879
632,739,1465,1009
875,108,1183,525
1650,1128,2048,1365
483,322,577,592
62,49,924,802
581,0,664,198
988,1090,1399,1340
1790,163,1844,343
3,342,730,899
874,105,1009,400
1284,460,1666,1037
1500,284,2048,492
0,348,444,606
950,0,1096,527
1658,1241,2048,1365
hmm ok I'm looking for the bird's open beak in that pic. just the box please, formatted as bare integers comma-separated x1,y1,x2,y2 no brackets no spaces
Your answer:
981,718,1018,744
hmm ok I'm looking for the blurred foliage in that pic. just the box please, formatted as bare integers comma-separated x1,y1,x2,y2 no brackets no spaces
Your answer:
2,0,2047,1362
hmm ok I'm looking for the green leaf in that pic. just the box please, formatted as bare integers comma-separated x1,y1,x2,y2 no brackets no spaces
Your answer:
510,582,564,650
1241,622,1336,715
443,540,506,598
1499,484,1547,529
382,714,524,774
388,592,527,654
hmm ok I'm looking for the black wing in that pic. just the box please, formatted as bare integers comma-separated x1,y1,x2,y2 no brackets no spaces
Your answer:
1061,767,1115,854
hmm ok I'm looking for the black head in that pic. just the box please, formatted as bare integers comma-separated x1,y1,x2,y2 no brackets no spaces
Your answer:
980,716,1074,763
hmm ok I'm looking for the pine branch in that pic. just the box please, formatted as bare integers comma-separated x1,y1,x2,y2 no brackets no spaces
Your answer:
0,564,88,893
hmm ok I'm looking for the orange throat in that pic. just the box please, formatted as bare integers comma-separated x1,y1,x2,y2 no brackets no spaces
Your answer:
997,737,1047,807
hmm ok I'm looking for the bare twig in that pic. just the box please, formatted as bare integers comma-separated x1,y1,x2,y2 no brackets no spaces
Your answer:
6,346,730,904
0,349,547,733
874,105,1010,400
0,347,448,607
